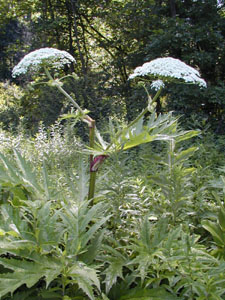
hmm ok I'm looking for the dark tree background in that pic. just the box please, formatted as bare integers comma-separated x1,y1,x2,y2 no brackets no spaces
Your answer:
0,0,224,132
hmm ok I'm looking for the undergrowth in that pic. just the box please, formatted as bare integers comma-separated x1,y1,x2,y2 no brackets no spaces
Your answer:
0,121,224,300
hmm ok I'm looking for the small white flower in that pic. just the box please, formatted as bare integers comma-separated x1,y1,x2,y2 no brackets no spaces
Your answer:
129,57,207,87
12,48,75,78
150,80,165,91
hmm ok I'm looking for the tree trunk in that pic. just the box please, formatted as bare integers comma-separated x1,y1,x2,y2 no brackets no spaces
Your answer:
169,0,176,17
70,0,87,76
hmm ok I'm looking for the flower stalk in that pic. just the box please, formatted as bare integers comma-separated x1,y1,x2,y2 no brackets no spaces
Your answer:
44,67,83,115
44,66,97,202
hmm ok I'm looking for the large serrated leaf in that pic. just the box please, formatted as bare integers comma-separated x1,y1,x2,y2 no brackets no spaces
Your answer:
95,128,108,150
140,216,151,251
82,214,111,248
79,230,105,264
175,147,198,164
104,257,125,294
0,203,31,241
0,256,62,297
69,264,100,300
0,153,22,184
13,150,42,196
0,271,42,297
41,162,59,200
174,130,200,142
122,131,154,150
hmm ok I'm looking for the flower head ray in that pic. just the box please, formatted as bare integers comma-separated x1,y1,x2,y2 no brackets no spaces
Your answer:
129,57,206,87
12,48,75,78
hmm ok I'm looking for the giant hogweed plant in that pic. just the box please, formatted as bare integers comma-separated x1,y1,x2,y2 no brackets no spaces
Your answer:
0,50,210,299
12,50,206,203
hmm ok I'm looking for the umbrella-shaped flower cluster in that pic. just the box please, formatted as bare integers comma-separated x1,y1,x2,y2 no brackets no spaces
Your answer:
12,48,75,78
129,57,207,88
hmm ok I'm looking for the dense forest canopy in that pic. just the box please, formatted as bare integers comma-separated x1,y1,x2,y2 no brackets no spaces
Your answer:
0,0,224,132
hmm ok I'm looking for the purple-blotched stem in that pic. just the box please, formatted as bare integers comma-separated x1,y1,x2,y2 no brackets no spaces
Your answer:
88,118,97,203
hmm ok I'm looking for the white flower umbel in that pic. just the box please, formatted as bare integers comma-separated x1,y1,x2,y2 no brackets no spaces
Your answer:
129,57,207,87
12,48,75,77
12,47,85,114
150,80,165,91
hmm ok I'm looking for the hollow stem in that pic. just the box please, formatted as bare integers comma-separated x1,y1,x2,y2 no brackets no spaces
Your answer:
125,87,162,130
88,119,96,204
88,171,97,204
44,67,85,116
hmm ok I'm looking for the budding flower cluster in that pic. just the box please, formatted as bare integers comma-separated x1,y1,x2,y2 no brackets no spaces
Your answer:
150,80,165,91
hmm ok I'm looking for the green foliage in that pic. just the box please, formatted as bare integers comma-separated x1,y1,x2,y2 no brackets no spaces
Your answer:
0,99,225,299
0,79,64,133
0,149,110,298
0,81,24,131
0,17,24,80
18,83,65,133
128,217,225,300
202,167,225,259
149,136,198,223
118,287,179,300
85,107,200,159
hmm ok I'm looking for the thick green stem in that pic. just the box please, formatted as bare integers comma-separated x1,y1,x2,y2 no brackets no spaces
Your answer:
44,67,84,114
88,171,96,203
125,87,162,129
88,119,96,203
56,82,84,113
